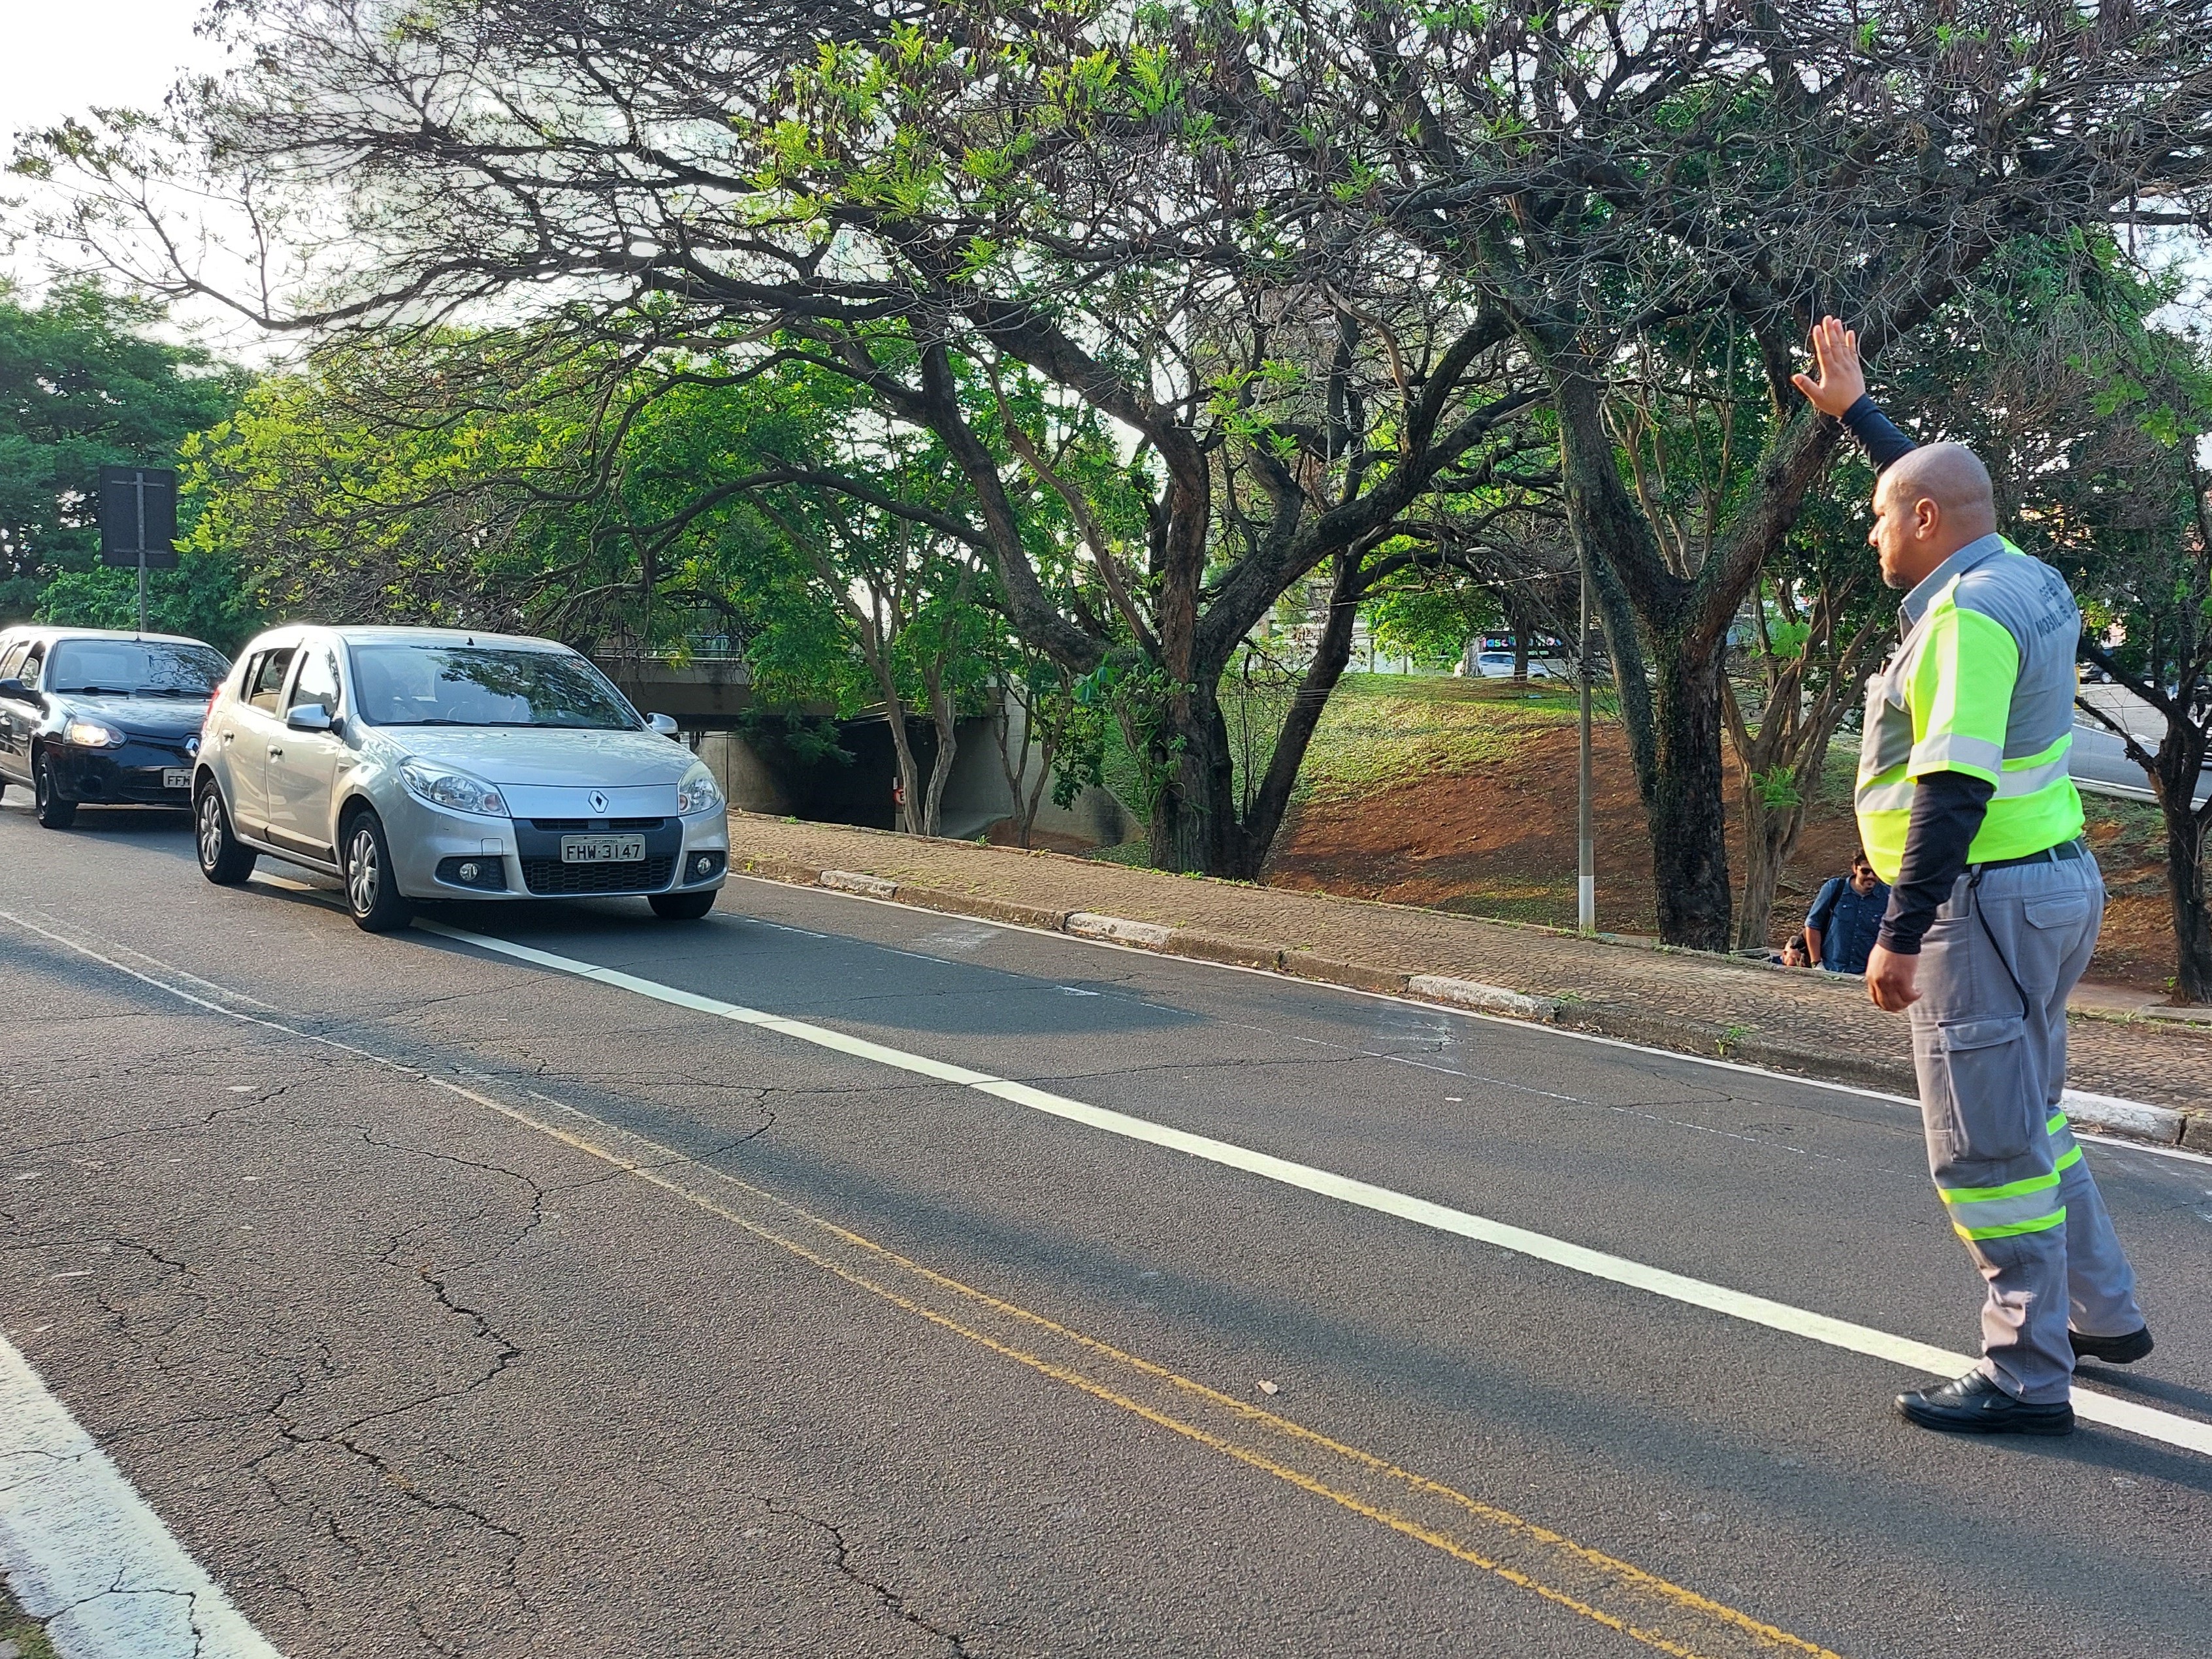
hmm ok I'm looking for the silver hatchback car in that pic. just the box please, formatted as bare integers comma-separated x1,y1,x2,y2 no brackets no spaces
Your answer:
193,626,729,931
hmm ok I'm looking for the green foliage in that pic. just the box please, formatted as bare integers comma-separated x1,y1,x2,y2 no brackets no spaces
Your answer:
1365,567,1505,666
0,281,252,643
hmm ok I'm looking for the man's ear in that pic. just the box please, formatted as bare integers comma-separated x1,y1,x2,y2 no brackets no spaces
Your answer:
1913,494,1942,540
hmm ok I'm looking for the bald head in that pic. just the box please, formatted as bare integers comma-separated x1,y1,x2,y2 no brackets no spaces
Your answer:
1868,442,1999,589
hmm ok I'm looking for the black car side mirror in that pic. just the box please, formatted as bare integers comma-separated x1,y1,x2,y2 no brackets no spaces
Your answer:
285,704,336,733
0,678,24,699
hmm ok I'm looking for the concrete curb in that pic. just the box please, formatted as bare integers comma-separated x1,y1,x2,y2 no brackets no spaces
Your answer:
729,854,2202,1153
1408,975,1560,1021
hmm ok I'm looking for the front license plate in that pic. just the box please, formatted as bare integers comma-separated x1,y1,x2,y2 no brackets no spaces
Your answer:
561,834,645,865
161,768,191,790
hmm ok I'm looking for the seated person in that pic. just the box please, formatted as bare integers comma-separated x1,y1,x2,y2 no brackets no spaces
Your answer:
1804,850,1890,975
1777,933,1811,969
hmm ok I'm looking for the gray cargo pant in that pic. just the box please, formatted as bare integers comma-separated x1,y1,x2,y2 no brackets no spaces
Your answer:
1910,848,2143,1402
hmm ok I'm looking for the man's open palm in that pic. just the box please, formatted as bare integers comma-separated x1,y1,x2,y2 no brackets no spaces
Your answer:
1792,315,1866,417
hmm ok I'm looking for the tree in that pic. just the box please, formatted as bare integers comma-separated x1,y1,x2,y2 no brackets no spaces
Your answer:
1722,519,1891,952
1872,244,2212,1002
1316,1,2212,946
2077,453,2212,1003
38,0,1542,878
0,280,251,643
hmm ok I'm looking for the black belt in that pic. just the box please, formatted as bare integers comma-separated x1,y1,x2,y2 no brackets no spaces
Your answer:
1972,838,2087,873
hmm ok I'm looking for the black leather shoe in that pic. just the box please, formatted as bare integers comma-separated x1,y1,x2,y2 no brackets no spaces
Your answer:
2071,1327,2155,1365
1896,1370,2074,1436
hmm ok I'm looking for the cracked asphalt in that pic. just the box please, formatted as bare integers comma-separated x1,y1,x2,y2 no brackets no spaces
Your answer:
3,802,2211,1658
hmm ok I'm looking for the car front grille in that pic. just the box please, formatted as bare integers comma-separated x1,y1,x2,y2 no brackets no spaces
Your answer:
521,854,676,897
529,816,668,833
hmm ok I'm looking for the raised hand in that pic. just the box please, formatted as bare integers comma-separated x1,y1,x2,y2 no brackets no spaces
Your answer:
1790,315,1866,417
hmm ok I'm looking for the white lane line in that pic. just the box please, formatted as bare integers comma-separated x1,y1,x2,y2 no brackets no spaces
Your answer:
0,1335,284,1659
415,919,2212,1458
730,875,2212,1169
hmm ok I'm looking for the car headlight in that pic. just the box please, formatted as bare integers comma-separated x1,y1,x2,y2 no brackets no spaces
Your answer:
398,757,508,818
64,718,125,749
675,761,724,816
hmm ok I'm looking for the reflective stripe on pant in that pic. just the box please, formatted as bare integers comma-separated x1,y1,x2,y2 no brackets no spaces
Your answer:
1910,852,2142,1403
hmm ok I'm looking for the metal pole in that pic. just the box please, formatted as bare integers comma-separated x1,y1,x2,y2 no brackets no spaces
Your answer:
133,472,149,636
1577,568,1596,934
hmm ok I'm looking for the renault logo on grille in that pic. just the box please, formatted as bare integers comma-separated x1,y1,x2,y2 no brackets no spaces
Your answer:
588,790,610,815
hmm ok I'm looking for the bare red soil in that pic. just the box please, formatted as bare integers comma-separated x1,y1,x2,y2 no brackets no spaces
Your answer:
1265,722,2181,993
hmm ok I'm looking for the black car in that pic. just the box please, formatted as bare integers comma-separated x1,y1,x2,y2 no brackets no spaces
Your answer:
0,627,232,829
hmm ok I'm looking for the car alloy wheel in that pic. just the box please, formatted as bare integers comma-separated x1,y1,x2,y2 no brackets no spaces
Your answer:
343,813,413,933
346,824,382,914
195,784,257,885
199,792,224,865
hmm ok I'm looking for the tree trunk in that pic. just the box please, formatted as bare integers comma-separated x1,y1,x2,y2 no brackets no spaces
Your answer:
1643,630,1736,951
2156,727,2212,1003
886,710,924,834
1734,792,1810,952
1228,549,1364,878
920,668,958,839
1148,675,1237,874
862,639,923,834
990,681,1041,848
1550,372,1732,950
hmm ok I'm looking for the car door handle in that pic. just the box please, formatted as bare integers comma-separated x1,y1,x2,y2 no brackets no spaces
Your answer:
268,747,284,760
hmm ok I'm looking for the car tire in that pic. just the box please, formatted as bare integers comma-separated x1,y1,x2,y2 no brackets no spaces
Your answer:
342,811,414,933
32,750,76,830
195,782,258,885
649,889,717,921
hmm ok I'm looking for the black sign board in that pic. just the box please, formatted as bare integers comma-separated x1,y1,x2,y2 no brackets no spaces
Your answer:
98,466,180,570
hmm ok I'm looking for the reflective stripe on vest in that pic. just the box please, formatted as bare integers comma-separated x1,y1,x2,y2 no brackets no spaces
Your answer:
1855,543,2086,884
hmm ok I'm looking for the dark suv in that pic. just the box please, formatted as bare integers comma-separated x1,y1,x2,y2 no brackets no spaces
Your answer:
0,627,231,829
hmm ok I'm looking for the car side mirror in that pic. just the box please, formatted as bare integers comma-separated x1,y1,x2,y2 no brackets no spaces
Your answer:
285,704,335,733
647,712,681,738
0,678,23,699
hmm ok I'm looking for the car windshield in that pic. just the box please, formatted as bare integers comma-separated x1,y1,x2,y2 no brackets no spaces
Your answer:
48,639,229,696
348,643,638,730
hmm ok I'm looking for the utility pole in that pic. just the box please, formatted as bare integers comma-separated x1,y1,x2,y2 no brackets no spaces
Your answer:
1578,568,1595,935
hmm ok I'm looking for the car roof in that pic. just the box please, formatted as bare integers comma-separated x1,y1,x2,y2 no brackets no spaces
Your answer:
278,625,574,652
0,625,217,649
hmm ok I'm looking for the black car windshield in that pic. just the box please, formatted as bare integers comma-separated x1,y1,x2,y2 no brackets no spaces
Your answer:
48,639,229,696
348,643,638,730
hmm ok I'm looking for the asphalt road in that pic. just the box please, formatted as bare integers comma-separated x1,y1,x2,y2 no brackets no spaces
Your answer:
3,799,2211,1658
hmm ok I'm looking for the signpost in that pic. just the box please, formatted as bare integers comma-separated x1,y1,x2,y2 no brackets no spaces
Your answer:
97,466,180,636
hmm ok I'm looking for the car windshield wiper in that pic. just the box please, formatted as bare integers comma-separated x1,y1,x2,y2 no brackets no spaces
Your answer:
135,686,214,698
54,685,131,696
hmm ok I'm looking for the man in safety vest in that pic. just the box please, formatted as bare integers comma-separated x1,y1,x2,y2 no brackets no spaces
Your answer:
1794,317,2152,1435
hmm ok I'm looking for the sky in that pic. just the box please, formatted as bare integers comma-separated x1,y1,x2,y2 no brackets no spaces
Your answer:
0,1,222,153
0,1,266,342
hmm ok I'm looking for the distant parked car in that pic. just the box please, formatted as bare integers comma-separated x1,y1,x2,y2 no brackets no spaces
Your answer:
193,626,728,931
0,626,230,829
1470,650,1566,680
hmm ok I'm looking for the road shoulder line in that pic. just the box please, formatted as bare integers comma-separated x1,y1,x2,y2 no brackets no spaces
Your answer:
0,1336,284,1659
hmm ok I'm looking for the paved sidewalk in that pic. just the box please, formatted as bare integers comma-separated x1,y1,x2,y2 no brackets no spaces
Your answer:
724,813,2212,1147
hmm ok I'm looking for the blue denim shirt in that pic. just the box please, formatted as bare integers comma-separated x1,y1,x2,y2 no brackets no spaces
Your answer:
1806,875,1890,974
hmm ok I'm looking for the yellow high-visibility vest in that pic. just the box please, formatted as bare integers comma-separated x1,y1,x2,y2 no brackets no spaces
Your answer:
1855,536,2085,884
